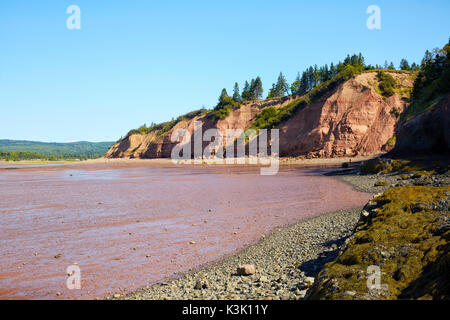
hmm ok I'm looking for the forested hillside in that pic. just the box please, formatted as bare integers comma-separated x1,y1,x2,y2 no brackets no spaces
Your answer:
0,140,113,160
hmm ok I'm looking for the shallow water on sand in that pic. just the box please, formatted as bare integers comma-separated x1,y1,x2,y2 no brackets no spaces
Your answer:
0,162,371,299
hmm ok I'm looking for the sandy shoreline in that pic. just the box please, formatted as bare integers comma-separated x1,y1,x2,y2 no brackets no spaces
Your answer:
0,154,379,167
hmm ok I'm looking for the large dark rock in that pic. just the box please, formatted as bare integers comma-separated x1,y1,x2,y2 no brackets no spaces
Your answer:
392,96,450,156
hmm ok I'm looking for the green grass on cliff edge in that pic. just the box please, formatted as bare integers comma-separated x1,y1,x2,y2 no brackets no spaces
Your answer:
308,185,450,300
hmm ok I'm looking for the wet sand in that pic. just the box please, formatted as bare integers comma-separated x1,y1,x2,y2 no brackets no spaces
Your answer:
0,161,372,299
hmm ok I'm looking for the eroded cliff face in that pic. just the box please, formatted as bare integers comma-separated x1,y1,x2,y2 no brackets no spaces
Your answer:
105,96,297,158
278,72,413,157
106,72,414,159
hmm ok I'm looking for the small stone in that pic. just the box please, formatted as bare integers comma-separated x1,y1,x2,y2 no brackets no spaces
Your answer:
360,210,370,221
54,254,62,259
298,289,308,298
56,292,62,296
113,294,121,298
237,264,256,276
343,291,356,297
194,279,207,290
304,277,315,287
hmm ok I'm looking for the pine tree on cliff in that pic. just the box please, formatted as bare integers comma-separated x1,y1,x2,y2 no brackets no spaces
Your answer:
249,79,256,99
290,72,301,95
299,71,309,95
307,66,314,90
218,88,229,105
400,59,410,70
357,53,365,67
232,82,241,102
312,65,320,87
267,83,277,99
253,76,263,99
330,63,337,78
242,81,251,101
275,72,290,96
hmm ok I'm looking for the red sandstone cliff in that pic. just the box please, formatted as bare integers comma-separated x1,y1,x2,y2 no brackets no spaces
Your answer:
106,71,414,159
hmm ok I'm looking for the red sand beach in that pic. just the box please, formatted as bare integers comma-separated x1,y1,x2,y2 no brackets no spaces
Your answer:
0,161,372,299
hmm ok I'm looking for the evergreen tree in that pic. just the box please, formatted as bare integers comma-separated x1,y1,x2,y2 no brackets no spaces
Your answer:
267,83,277,99
232,82,241,102
400,59,410,70
253,76,263,99
290,72,301,95
275,72,290,96
330,63,337,78
357,53,365,67
299,71,309,95
307,66,314,90
217,88,233,107
313,65,320,87
242,81,251,101
250,79,256,99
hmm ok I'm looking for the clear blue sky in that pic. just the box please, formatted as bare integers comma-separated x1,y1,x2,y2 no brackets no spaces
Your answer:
1,0,449,142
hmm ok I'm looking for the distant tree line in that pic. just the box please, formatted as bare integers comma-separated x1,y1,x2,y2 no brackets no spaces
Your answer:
0,151,98,161
404,37,450,120
215,54,419,105
412,39,450,101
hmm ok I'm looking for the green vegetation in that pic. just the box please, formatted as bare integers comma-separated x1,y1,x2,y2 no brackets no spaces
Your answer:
385,135,396,147
0,140,112,160
403,39,450,121
0,151,82,161
309,185,450,300
374,181,389,187
267,72,290,98
360,158,448,175
211,89,240,120
377,71,398,98
251,64,363,131
125,108,208,138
